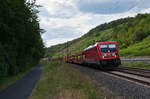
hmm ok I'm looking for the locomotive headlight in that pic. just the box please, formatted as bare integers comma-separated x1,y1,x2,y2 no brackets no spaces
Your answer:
112,53,117,57
112,53,115,56
102,53,107,58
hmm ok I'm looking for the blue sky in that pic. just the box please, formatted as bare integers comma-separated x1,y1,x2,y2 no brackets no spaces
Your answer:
36,0,150,47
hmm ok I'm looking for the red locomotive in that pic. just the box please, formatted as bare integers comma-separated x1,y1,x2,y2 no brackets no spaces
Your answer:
65,41,121,69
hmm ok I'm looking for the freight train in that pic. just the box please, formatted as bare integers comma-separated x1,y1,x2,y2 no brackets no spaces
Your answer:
49,41,121,69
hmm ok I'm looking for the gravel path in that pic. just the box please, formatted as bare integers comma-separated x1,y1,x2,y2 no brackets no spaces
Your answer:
73,64,150,99
0,65,42,99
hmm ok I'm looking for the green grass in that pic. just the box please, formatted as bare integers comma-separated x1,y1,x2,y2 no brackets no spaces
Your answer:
122,62,150,69
120,36,150,57
30,61,120,99
0,66,35,91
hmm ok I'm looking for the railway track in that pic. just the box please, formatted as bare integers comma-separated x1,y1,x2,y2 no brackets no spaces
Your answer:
106,67,150,86
121,58,150,62
118,66,150,73
116,67,150,78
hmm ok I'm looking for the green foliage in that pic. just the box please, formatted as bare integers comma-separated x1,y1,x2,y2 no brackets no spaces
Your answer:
120,36,150,57
112,14,150,48
0,0,45,77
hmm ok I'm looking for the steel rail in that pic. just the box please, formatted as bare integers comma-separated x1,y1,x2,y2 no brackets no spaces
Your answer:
118,66,150,73
116,69,150,78
107,72,150,86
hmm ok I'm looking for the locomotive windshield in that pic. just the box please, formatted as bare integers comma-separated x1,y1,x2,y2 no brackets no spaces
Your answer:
100,44,117,52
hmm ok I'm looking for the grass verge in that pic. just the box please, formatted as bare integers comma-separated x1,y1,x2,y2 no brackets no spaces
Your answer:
122,62,150,69
30,61,121,99
0,66,36,91
120,36,150,57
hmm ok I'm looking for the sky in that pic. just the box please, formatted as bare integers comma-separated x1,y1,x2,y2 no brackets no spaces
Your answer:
36,0,150,47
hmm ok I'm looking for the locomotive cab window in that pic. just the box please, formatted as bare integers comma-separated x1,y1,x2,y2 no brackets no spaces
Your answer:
108,44,117,52
100,44,117,52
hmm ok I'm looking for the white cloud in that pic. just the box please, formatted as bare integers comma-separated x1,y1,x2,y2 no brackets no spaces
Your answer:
37,0,77,18
40,13,92,29
140,8,150,13
44,37,76,47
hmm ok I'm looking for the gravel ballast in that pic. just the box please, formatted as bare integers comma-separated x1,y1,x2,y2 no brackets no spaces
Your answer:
73,64,150,99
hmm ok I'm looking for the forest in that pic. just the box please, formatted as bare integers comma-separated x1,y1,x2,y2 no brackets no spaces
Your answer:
0,0,45,77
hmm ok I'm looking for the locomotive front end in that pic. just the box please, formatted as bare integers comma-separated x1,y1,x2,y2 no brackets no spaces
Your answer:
98,41,121,67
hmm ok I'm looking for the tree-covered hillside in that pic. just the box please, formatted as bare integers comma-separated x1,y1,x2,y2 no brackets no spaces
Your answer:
46,13,150,58
0,0,45,77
